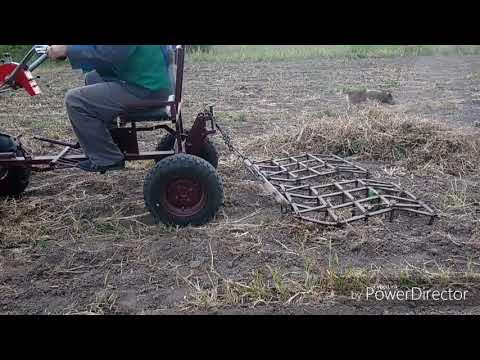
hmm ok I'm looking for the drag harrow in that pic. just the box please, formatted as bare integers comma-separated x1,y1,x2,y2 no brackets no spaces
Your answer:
249,154,437,226
215,124,437,227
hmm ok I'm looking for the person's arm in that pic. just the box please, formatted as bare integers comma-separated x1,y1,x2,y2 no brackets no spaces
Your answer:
65,45,136,72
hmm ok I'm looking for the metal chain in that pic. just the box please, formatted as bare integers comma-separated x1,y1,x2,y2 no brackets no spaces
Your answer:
215,119,292,211
215,121,253,165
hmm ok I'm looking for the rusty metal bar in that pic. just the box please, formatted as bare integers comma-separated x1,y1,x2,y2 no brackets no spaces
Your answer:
33,136,80,149
50,146,72,165
0,152,15,159
0,150,176,167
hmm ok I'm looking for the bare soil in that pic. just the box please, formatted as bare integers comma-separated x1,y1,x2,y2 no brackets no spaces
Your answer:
1,55,480,315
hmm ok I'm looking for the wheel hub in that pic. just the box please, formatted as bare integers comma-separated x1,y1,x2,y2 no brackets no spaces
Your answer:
164,178,207,217
0,165,8,181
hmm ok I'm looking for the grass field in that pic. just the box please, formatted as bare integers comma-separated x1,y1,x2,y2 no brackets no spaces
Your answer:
189,45,480,62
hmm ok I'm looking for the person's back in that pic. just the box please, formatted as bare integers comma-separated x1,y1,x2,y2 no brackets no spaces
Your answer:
113,45,172,93
67,45,172,93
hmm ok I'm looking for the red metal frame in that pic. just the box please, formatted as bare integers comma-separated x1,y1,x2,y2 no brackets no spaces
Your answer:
0,45,217,172
0,63,41,96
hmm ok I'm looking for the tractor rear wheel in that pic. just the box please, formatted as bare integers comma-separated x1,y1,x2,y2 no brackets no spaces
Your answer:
144,154,223,226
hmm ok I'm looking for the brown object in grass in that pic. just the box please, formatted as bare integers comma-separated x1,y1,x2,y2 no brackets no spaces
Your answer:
344,89,395,106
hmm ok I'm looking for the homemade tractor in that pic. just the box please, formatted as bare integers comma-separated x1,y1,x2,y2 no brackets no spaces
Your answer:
0,45,224,226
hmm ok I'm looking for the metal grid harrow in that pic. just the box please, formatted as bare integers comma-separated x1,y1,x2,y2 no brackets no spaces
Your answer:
249,153,437,227
252,153,369,185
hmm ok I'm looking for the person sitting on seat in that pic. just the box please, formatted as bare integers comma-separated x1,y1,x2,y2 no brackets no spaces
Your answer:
47,45,173,173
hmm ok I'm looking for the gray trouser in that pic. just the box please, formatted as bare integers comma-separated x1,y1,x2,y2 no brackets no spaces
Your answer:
65,71,170,166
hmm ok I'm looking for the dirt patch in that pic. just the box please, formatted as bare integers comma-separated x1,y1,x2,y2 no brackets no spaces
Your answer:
1,55,480,314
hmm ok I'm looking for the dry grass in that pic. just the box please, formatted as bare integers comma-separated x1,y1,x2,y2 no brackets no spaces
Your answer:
245,104,480,176
179,258,480,311
442,178,469,209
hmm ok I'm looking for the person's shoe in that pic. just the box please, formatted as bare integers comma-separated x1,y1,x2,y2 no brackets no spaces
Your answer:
78,159,125,174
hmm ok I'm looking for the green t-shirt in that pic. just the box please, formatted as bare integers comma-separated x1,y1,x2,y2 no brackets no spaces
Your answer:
114,45,172,92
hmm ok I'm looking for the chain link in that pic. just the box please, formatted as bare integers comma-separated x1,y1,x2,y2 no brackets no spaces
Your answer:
215,121,253,164
215,119,291,211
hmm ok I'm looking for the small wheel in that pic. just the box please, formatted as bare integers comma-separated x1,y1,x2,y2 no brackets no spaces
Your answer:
0,135,31,198
155,133,219,168
144,154,224,226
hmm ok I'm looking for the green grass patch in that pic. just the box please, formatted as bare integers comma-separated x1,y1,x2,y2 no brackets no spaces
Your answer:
0,45,32,59
189,45,480,63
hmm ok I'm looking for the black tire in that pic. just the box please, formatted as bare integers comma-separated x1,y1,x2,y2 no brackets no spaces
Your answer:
0,135,31,198
155,133,219,169
144,154,224,227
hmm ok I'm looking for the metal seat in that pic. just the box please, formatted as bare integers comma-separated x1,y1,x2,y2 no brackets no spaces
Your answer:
122,106,170,122
122,93,175,122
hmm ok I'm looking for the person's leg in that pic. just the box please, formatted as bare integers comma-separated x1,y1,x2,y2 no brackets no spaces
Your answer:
65,80,171,171
84,71,105,86
84,71,121,131
65,81,135,168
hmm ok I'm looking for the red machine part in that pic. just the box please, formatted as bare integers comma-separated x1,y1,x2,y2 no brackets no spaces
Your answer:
0,63,41,96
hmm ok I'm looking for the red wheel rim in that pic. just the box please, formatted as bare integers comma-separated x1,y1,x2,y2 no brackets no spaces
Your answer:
162,177,207,218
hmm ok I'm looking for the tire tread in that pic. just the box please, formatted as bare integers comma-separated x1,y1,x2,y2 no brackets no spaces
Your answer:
144,154,223,226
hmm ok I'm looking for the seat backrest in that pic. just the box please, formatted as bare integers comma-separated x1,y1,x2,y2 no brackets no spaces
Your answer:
174,45,185,104
163,45,184,104
164,45,176,94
